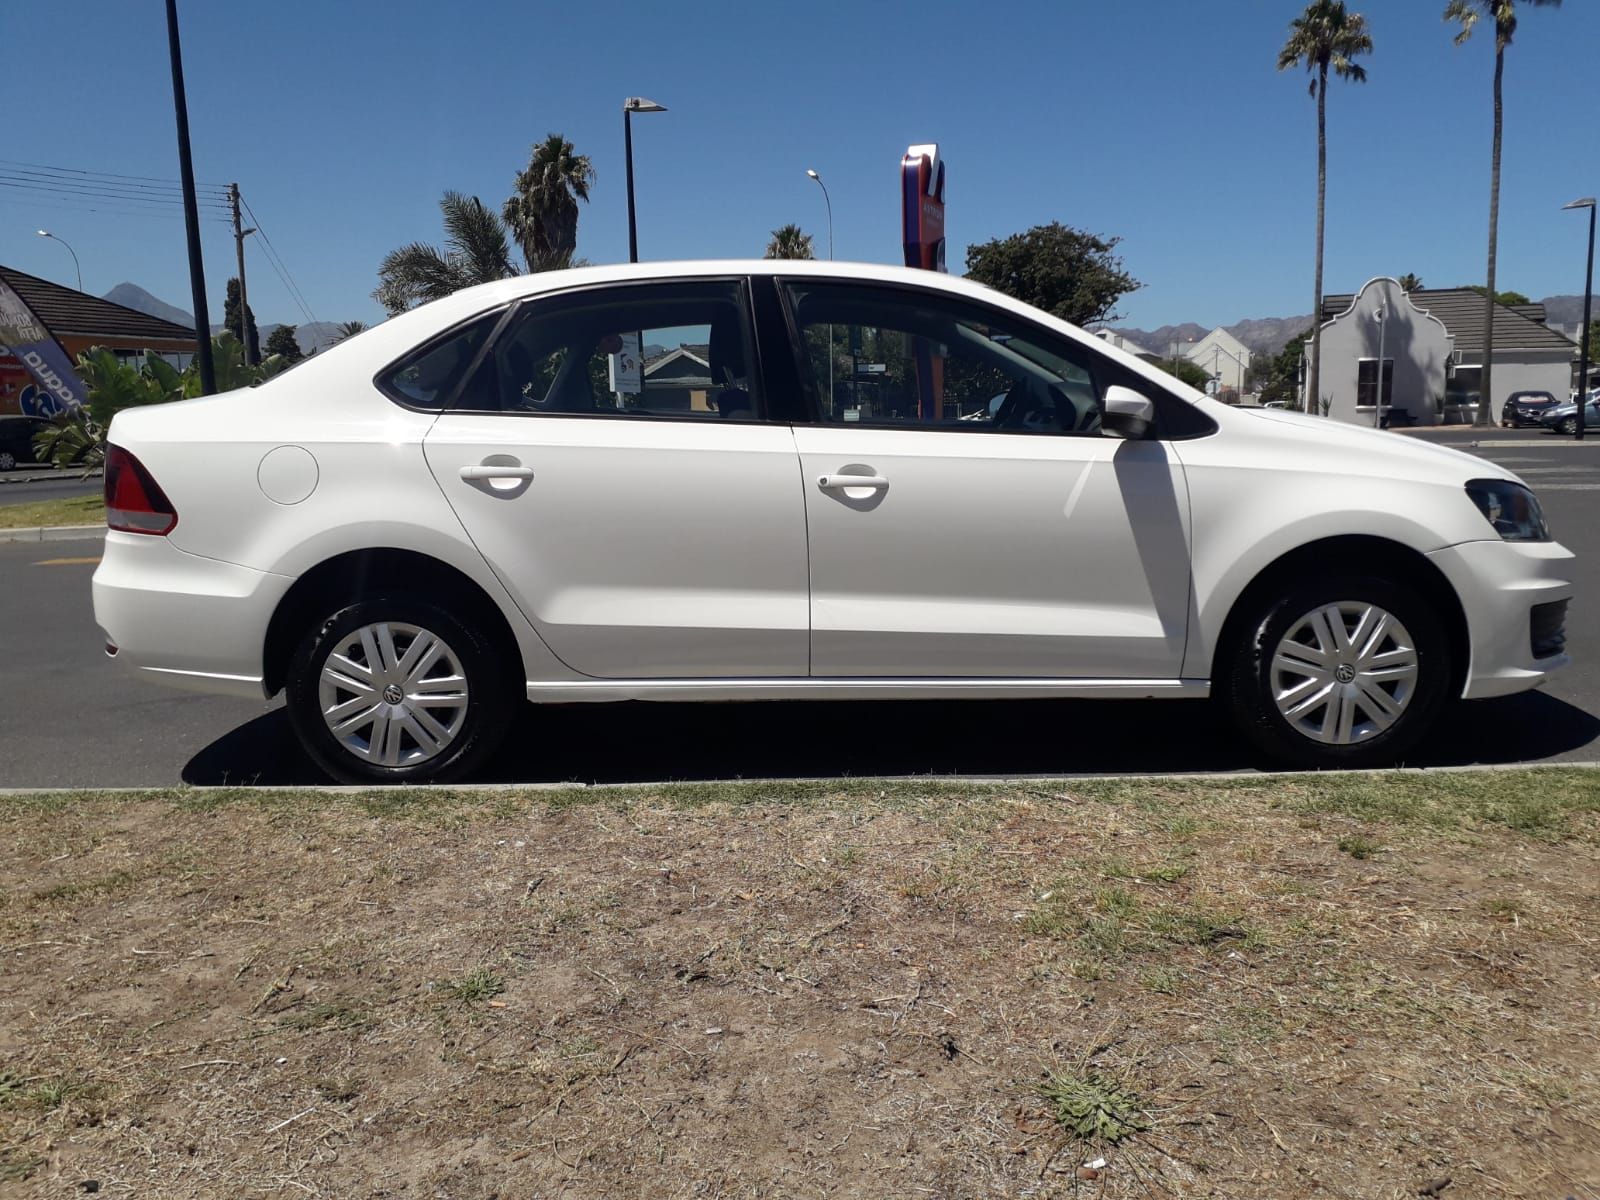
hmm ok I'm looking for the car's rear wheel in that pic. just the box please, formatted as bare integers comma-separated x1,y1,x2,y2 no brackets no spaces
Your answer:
0,450,16,470
1222,575,1451,769
284,594,515,784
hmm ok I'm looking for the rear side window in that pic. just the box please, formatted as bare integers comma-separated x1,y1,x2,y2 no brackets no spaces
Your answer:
378,313,499,410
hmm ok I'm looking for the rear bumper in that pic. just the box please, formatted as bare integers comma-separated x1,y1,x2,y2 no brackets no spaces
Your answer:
1427,538,1575,700
91,532,292,700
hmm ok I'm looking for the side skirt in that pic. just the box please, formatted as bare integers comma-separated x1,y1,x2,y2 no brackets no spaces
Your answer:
524,678,1211,703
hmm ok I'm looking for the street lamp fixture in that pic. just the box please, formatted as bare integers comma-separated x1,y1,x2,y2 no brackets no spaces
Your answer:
1563,197,1596,442
35,229,82,292
623,96,667,264
805,169,833,261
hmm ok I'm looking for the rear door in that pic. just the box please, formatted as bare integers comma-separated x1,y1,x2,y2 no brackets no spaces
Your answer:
417,278,810,679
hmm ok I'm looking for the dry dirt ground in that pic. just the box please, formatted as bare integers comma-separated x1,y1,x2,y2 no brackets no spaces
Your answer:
2,770,1598,1199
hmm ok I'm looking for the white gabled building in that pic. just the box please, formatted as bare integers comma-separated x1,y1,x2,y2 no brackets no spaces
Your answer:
1183,327,1252,393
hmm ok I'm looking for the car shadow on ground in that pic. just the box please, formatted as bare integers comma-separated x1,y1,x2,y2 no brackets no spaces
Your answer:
182,689,1599,786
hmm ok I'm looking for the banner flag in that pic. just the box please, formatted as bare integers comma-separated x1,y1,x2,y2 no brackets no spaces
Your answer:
0,277,86,416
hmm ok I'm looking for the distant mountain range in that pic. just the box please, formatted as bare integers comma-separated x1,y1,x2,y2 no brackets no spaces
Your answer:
1113,293,1598,359
101,282,345,355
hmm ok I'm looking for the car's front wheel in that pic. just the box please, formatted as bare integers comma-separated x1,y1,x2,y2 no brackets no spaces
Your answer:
284,594,516,784
0,450,16,471
1558,416,1578,434
1222,575,1451,769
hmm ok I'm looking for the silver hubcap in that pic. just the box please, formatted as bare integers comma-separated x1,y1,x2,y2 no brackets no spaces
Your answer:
317,621,469,767
1271,601,1420,745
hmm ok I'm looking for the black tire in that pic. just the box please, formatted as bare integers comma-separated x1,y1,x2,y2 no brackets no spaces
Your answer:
1559,417,1578,434
1221,574,1452,769
0,451,16,471
284,593,517,784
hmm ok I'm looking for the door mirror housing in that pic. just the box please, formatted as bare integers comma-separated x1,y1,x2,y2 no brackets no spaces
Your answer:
1102,385,1155,439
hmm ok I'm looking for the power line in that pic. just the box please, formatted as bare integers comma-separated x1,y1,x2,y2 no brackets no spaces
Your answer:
0,174,230,211
0,156,230,192
0,193,232,225
240,196,320,327
0,164,229,200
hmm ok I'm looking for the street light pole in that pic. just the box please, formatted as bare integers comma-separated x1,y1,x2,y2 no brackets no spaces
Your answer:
165,0,215,395
806,169,833,260
1564,197,1596,442
623,97,667,264
1373,297,1389,429
34,230,81,292
806,168,835,416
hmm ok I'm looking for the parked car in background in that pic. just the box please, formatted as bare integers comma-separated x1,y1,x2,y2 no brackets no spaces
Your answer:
1501,390,1560,429
1540,398,1600,434
92,260,1574,783
0,414,48,471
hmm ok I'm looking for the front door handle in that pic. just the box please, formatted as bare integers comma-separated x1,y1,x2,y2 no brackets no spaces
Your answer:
818,473,889,491
460,464,535,481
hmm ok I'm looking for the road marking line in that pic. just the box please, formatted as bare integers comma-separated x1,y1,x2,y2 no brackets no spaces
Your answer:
1534,483,1600,491
34,556,101,566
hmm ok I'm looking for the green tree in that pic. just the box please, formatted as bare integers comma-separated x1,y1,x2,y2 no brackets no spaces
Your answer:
503,134,595,272
374,191,517,316
764,223,816,260
265,324,303,363
963,222,1140,327
1464,284,1533,305
1446,0,1562,424
222,277,260,363
334,320,369,342
1255,332,1312,408
1397,272,1424,292
1154,356,1212,391
1278,1,1374,419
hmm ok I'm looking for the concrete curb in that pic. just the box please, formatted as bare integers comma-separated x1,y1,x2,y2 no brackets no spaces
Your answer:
1,760,1594,796
0,524,104,544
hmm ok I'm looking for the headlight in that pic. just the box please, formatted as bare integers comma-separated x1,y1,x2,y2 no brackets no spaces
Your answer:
1465,479,1550,542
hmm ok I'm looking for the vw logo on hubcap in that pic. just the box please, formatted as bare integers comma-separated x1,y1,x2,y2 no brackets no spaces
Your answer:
382,683,404,704
1334,663,1356,683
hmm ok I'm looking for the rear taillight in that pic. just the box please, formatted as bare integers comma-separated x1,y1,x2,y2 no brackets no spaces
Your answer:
104,445,178,535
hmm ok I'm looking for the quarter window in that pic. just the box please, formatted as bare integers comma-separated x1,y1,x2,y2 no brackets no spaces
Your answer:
459,280,761,419
782,281,1104,434
379,313,499,410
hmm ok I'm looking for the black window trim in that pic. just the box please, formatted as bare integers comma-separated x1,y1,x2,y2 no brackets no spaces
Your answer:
375,275,779,425
769,274,1218,441
373,305,516,414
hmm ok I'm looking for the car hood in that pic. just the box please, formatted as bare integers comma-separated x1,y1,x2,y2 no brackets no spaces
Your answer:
1224,406,1518,485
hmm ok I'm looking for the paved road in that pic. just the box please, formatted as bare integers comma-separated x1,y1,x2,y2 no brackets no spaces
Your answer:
2,429,1596,788
0,467,101,505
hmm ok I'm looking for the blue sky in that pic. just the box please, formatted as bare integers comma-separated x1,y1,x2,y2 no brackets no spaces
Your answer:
6,0,1597,331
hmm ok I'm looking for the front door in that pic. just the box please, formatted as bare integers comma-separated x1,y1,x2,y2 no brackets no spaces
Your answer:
420,279,809,679
777,278,1192,679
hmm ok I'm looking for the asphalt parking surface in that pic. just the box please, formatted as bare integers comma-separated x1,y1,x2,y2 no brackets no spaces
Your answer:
2,426,1596,788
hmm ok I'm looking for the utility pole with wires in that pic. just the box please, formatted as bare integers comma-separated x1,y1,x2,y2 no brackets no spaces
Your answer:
229,183,257,364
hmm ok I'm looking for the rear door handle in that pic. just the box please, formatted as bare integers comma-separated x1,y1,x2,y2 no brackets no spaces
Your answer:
460,464,535,481
818,474,889,490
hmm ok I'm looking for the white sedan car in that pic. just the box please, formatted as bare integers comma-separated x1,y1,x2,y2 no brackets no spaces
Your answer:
93,261,1573,782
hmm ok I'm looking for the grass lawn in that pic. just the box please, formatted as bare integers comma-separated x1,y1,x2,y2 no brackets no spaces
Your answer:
0,491,103,530
3,769,1597,1196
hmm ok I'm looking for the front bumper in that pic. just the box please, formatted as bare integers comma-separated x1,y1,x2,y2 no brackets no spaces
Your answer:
1427,538,1575,700
91,531,293,700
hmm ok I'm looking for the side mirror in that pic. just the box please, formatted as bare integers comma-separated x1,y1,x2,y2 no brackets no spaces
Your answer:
1102,385,1155,439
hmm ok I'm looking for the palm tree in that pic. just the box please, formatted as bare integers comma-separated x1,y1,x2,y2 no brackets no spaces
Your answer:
334,320,369,342
1397,272,1424,292
1278,1,1373,417
765,224,815,260
374,192,516,316
503,134,595,272
1445,0,1561,426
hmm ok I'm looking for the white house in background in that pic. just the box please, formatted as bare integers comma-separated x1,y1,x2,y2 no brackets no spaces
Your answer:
1092,328,1162,361
1317,280,1576,424
1183,327,1251,393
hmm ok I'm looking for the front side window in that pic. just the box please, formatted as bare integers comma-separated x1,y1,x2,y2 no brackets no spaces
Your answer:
782,281,1103,434
458,279,761,419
